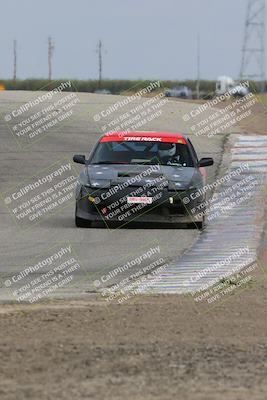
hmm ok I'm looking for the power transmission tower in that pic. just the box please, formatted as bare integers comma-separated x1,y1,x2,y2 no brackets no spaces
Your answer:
96,40,103,88
240,0,266,91
13,40,17,84
48,36,55,82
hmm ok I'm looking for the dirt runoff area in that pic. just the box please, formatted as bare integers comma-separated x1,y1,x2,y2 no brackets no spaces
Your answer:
1,101,267,400
0,277,267,400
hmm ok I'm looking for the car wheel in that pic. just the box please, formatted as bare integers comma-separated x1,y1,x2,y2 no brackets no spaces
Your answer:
195,221,204,230
75,205,92,228
187,215,206,230
75,215,92,228
197,214,206,230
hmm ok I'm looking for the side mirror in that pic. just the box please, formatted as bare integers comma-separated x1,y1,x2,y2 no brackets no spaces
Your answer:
73,154,86,164
197,158,214,167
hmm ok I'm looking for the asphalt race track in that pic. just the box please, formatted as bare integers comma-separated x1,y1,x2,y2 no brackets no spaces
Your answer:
0,91,231,302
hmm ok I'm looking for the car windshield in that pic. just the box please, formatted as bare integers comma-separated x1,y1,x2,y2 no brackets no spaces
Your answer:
90,141,194,167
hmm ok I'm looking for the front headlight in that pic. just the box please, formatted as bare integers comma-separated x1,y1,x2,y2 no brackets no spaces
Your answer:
168,181,188,191
77,176,90,187
75,177,91,199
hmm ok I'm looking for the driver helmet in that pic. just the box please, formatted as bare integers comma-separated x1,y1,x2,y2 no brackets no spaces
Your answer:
158,142,176,158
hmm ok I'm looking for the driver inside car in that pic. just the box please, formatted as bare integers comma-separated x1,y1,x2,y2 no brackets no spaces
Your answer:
158,143,182,166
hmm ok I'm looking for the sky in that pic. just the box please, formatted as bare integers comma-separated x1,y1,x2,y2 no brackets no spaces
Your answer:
0,0,264,80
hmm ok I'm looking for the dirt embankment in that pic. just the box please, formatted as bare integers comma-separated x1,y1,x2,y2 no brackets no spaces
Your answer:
0,282,267,400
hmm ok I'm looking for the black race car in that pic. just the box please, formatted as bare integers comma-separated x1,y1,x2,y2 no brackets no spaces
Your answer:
73,131,213,229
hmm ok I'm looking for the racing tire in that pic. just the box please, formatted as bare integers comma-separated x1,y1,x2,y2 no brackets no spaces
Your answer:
75,205,92,227
195,221,204,230
75,215,92,228
187,216,206,231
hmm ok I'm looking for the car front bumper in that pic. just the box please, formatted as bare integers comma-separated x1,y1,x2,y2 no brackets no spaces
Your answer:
75,185,205,225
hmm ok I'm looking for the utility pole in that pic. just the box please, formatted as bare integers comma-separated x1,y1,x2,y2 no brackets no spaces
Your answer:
13,40,17,84
48,36,55,82
196,35,200,99
96,40,103,88
240,0,266,92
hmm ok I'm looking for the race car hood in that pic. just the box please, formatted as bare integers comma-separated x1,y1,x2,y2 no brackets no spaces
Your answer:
86,164,198,190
